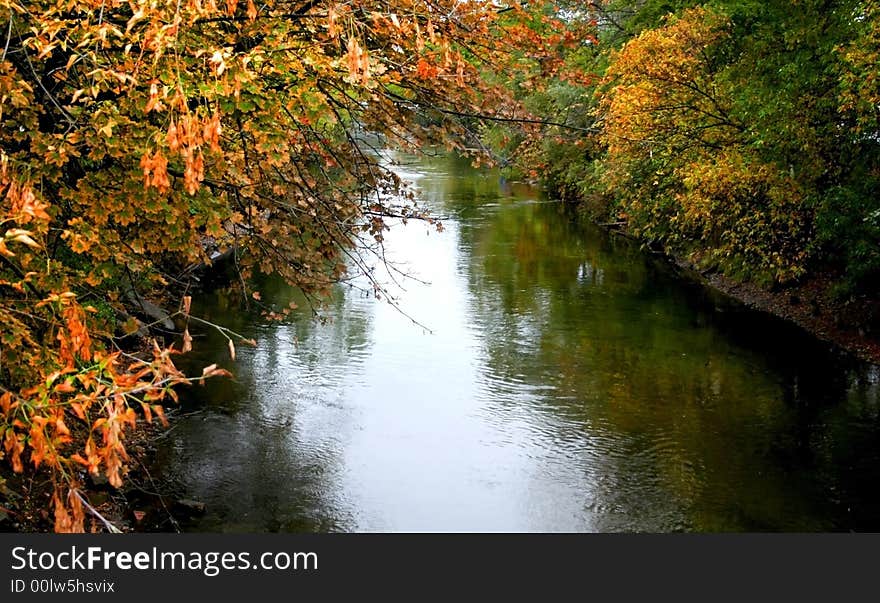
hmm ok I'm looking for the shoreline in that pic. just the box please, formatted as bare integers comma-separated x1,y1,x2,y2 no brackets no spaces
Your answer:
593,213,880,367
666,249,880,367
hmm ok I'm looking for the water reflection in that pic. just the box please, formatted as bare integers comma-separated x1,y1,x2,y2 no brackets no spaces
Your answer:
154,150,880,532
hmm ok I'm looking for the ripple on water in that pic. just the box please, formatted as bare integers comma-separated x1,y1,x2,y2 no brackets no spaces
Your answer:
154,149,880,533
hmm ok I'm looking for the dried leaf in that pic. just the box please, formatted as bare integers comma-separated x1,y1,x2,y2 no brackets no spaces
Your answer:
4,229,40,249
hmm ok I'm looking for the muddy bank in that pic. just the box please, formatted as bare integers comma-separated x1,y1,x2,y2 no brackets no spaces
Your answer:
669,253,880,366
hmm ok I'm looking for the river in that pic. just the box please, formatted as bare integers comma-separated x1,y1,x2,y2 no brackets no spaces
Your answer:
152,149,880,532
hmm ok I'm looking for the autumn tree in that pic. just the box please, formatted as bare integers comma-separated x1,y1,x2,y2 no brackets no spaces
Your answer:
495,0,878,290
595,6,813,282
0,0,551,531
478,1,603,201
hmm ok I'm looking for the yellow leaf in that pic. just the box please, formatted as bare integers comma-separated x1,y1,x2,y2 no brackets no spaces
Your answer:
98,118,116,137
209,51,226,76
37,43,57,60
126,8,147,33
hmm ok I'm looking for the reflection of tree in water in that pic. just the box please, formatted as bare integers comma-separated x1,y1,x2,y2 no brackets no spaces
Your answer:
155,150,880,532
439,164,880,530
155,276,373,532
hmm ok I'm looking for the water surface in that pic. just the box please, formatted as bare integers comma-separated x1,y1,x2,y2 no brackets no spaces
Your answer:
154,151,880,532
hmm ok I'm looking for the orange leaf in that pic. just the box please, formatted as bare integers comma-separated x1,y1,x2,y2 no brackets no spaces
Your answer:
415,58,438,80
4,430,23,473
0,392,12,415
70,402,86,421
153,405,168,427
55,418,70,437
53,380,75,394
70,453,90,468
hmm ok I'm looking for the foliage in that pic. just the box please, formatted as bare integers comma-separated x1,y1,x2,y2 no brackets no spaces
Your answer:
840,0,880,134
830,0,880,290
5,0,880,531
488,0,879,290
0,0,543,531
596,7,810,282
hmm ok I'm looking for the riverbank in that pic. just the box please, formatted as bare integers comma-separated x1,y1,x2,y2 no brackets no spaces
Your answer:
578,195,880,366
0,420,159,533
633,235,880,366
691,265,880,366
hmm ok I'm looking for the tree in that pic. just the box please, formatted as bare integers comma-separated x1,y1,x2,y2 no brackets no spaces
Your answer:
0,0,544,531
595,6,811,282
492,0,879,290
828,0,880,290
